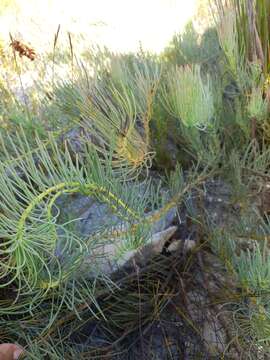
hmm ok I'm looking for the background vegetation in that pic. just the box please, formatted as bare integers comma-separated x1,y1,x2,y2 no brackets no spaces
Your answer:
1,0,270,358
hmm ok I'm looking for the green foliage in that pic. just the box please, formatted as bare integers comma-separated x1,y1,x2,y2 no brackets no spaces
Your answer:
216,9,243,79
219,0,270,75
3,11,270,356
214,0,270,147
0,109,209,325
247,87,267,120
158,64,221,166
50,53,161,175
200,26,221,62
0,129,167,296
160,64,214,129
163,21,221,67
207,141,270,356
163,22,202,65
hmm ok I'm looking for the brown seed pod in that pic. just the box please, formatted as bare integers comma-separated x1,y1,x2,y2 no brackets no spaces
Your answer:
10,39,36,61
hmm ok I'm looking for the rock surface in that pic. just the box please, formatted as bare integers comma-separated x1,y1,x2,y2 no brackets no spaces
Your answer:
54,189,178,276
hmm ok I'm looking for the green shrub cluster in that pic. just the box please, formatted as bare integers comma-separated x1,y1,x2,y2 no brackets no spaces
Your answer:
1,4,270,357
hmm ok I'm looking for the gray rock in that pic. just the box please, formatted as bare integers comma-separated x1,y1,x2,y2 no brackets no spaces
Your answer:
53,187,177,276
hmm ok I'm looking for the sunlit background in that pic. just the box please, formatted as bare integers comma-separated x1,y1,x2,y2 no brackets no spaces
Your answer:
0,0,202,53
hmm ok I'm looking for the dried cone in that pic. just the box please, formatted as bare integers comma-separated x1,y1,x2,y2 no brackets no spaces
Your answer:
10,39,36,61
